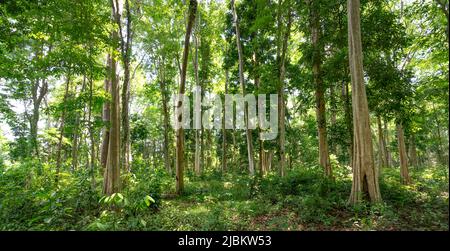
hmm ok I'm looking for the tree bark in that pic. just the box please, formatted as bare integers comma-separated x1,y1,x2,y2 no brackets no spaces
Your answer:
222,68,229,172
193,18,201,176
103,0,122,195
231,0,255,176
384,118,392,167
278,0,292,177
310,2,332,177
159,57,172,174
88,76,96,190
120,0,132,173
397,122,411,184
176,0,197,195
101,55,112,169
347,0,381,204
330,84,337,154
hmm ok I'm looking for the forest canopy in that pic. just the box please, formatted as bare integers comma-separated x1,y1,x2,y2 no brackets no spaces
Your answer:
0,0,448,231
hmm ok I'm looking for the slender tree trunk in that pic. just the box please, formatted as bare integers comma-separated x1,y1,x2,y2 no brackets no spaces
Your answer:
277,1,292,177
384,118,392,167
101,55,112,169
121,0,132,173
397,122,411,184
206,130,212,169
88,76,96,190
432,103,446,165
222,68,229,172
159,58,172,174
310,3,332,177
330,85,337,154
231,0,255,175
56,75,71,184
176,0,197,195
232,130,237,168
377,115,388,169
30,79,48,158
193,21,201,175
30,45,51,158
347,0,381,204
252,50,263,175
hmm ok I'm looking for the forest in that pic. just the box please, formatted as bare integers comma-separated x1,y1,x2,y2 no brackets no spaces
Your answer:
0,0,448,231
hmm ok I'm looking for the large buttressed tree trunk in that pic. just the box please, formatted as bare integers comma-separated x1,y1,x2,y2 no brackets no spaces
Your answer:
176,0,197,195
310,0,332,177
397,122,411,184
347,0,381,204
103,0,122,196
231,0,255,176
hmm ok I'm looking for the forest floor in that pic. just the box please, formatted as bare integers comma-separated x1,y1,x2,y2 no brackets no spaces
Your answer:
0,162,448,231
141,166,449,231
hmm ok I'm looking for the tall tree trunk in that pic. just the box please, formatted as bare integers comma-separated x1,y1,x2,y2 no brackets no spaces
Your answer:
397,122,411,184
103,1,122,195
277,0,292,177
432,103,446,165
231,0,255,175
384,118,392,167
30,79,48,158
176,0,197,195
310,3,332,177
55,75,71,184
347,0,381,204
159,58,172,174
252,49,263,175
88,76,96,190
121,0,132,173
101,55,112,169
193,19,201,176
330,85,337,154
222,68,229,172
206,130,212,169
30,44,51,158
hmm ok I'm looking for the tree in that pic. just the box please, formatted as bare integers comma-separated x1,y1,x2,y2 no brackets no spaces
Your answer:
231,0,255,176
308,0,332,177
277,0,292,177
103,0,122,196
176,0,197,195
347,0,381,204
